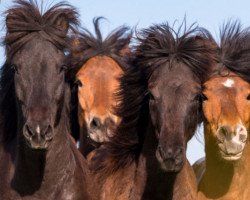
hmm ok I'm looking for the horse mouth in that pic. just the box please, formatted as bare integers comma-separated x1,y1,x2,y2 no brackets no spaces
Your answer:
25,138,49,150
87,133,101,148
219,150,243,161
87,128,114,146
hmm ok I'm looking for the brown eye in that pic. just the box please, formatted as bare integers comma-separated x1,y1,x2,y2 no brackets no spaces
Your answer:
11,64,18,73
75,80,83,87
247,94,250,100
200,93,208,101
148,91,155,101
60,65,67,73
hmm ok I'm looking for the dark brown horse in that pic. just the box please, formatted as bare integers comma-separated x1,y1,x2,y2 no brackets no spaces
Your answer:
89,23,216,200
68,18,132,157
0,1,90,199
197,22,250,200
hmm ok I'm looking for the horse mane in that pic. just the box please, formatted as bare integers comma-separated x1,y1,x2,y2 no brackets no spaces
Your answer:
216,20,250,83
89,22,217,175
4,0,79,60
68,17,132,140
68,17,132,79
0,0,79,142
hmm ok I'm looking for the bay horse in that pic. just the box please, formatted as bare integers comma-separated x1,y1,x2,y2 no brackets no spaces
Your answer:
197,22,250,200
68,18,132,157
0,1,91,199
89,23,216,200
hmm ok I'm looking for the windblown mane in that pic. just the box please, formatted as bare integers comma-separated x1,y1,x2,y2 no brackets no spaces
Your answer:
68,17,132,140
0,0,79,142
90,22,217,175
216,21,250,83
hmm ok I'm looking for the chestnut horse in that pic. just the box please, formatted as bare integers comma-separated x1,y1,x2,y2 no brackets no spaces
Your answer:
197,22,250,200
69,18,132,157
89,23,216,200
0,1,91,199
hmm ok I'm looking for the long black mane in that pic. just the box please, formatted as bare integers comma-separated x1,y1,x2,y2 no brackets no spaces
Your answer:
90,22,217,175
215,21,250,83
68,17,132,140
0,0,79,142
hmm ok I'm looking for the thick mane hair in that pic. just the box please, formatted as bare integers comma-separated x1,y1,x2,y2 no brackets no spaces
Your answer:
0,0,79,143
89,22,217,175
68,17,132,140
216,21,250,83
4,0,79,60
68,17,132,79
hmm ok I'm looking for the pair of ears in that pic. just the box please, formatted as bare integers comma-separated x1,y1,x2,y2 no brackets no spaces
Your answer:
6,12,71,34
70,38,131,58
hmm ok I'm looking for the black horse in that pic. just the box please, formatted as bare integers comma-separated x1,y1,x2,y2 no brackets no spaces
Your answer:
89,23,216,200
0,1,91,199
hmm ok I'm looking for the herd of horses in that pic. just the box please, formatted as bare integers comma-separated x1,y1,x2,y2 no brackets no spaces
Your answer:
0,0,250,200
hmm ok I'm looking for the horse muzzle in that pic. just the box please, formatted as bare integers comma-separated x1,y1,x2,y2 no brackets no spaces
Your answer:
156,145,185,172
217,124,247,161
23,122,53,150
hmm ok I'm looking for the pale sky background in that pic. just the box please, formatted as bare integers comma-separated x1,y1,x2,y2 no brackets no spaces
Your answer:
1,0,250,164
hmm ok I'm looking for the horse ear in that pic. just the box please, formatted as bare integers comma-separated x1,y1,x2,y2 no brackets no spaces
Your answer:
55,13,70,33
70,37,81,57
119,44,131,58
5,12,15,32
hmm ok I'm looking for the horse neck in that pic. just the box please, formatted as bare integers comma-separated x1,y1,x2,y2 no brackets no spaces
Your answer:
203,122,250,192
12,113,75,194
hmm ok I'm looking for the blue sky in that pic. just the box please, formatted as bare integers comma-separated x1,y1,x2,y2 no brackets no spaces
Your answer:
1,0,250,164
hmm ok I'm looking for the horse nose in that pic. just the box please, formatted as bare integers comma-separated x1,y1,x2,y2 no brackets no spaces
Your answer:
218,125,233,141
158,145,183,160
218,124,247,143
90,117,116,130
90,117,102,129
24,122,53,142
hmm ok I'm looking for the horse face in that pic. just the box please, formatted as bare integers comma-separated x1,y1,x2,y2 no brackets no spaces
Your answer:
202,74,250,161
12,37,66,150
148,61,201,172
76,56,123,144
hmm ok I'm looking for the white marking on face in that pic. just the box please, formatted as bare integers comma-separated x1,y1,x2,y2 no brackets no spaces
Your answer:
222,79,234,88
36,126,40,134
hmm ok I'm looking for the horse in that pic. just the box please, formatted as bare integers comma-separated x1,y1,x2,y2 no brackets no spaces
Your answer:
89,23,216,200
0,1,91,199
68,18,132,157
197,21,250,200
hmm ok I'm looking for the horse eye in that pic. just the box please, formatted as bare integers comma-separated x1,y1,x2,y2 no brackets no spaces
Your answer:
200,93,208,101
11,64,18,73
75,80,83,87
60,65,67,73
247,94,250,100
148,92,155,101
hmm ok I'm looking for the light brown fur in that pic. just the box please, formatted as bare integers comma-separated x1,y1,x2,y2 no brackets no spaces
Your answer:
198,73,250,200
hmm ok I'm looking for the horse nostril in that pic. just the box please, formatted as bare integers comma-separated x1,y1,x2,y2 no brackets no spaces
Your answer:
239,134,247,143
44,125,53,140
90,117,101,129
218,126,232,141
24,124,35,139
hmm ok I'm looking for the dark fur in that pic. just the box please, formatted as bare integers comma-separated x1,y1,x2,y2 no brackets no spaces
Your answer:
90,23,217,175
68,17,132,140
0,1,91,199
215,20,250,83
0,0,79,143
